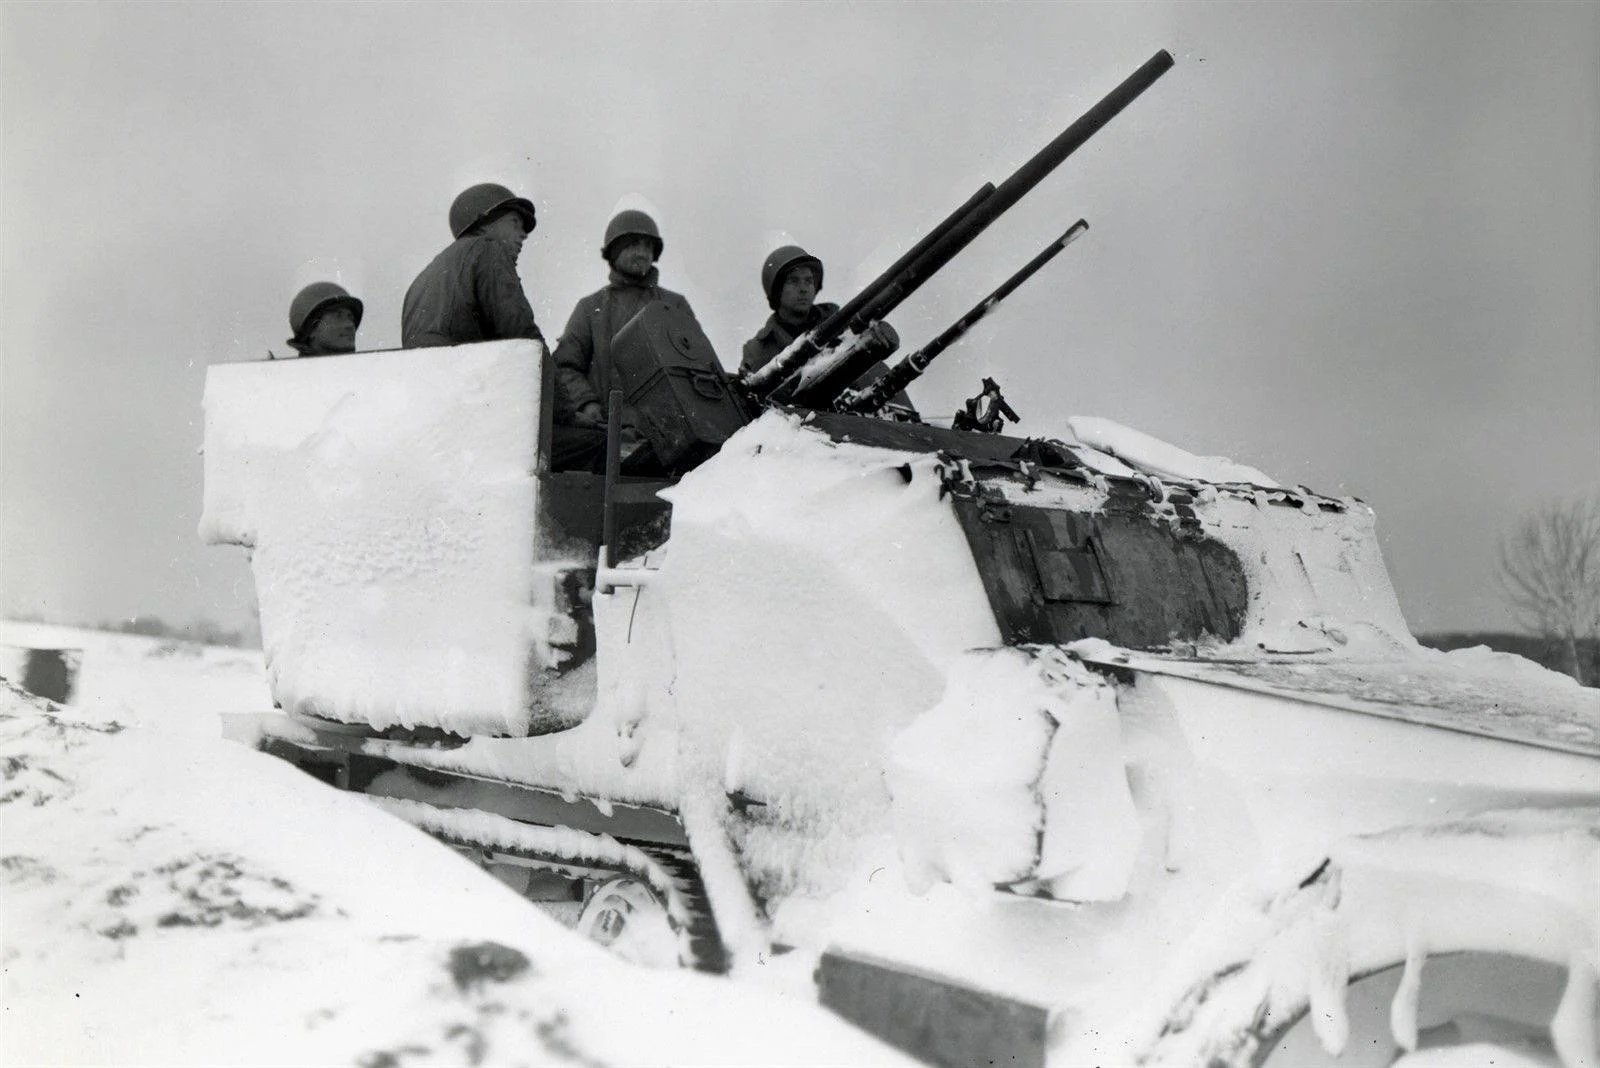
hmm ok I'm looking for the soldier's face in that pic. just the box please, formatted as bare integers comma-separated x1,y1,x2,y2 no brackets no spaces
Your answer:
778,267,818,320
611,236,656,279
480,210,529,254
305,306,357,355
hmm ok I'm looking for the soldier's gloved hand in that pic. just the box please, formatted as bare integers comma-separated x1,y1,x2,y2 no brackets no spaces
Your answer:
572,402,605,427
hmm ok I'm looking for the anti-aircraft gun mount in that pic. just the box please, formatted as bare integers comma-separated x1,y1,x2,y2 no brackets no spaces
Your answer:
603,53,1168,480
203,49,1600,1068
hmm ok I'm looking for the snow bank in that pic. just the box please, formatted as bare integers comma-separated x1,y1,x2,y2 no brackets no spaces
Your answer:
0,621,274,736
0,682,921,1067
200,342,567,736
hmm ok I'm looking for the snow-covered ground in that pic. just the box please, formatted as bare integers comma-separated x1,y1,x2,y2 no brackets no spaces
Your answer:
0,621,918,1067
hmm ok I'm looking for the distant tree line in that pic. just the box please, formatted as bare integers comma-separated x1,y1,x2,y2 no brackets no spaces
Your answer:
1497,497,1600,687
96,615,262,649
7,610,261,650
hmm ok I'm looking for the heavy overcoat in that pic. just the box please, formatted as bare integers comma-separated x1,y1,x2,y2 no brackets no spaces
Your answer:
401,236,545,349
552,268,695,421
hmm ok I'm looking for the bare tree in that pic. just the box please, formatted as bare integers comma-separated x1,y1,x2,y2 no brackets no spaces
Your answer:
1498,498,1600,686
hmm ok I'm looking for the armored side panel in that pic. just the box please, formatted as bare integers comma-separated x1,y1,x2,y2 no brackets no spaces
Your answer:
610,302,749,470
953,485,1248,648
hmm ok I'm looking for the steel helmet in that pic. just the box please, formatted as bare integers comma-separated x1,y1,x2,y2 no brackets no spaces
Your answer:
761,245,824,310
288,282,364,340
601,209,663,262
449,183,538,239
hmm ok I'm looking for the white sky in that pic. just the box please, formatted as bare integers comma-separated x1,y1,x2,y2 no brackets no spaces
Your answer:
2,1,1596,635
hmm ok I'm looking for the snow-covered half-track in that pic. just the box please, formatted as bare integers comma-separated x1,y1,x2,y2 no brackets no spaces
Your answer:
206,343,1599,1067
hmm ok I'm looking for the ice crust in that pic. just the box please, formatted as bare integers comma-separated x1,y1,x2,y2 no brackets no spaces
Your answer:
200,343,554,735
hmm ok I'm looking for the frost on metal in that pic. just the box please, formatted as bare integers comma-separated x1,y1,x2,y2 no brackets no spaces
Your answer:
199,342,560,736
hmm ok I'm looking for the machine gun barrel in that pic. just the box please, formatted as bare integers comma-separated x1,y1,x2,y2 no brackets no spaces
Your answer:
840,219,1089,415
787,48,1174,409
740,183,996,397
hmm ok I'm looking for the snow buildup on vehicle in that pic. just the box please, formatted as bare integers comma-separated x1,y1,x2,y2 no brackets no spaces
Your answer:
886,645,1140,902
1067,415,1283,488
1060,415,1414,656
200,342,568,736
1195,487,1419,657
1122,807,1600,1068
652,412,1005,959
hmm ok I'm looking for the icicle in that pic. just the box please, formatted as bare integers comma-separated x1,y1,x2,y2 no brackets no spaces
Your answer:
1551,956,1598,1068
1306,919,1351,1056
1389,936,1425,1052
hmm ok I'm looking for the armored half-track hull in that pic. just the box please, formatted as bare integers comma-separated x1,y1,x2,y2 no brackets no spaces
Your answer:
205,339,1599,1068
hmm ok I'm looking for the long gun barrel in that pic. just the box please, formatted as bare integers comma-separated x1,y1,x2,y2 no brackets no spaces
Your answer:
786,49,1175,410
741,183,996,397
840,219,1089,415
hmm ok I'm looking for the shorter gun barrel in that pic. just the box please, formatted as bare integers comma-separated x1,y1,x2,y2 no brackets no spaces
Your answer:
843,220,1089,415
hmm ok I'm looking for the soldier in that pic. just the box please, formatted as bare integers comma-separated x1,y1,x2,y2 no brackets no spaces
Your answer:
740,245,915,412
286,282,362,357
551,210,698,429
549,210,699,472
402,183,544,349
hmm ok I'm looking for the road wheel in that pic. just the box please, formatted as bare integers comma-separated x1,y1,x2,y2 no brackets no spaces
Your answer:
576,876,681,968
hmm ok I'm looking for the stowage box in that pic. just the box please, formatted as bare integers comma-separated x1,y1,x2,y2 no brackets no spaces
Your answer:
610,301,749,469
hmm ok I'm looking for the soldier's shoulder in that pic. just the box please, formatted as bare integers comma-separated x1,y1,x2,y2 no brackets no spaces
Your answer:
559,288,610,329
748,315,782,345
657,285,694,309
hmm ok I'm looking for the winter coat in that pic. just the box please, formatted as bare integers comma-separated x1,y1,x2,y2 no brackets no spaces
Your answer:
401,236,545,349
739,303,916,410
551,267,696,421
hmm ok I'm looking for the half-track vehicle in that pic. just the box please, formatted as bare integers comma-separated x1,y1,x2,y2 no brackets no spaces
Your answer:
202,51,1600,1068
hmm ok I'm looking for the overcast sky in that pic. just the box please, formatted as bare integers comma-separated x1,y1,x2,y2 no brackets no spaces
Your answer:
2,1,1596,636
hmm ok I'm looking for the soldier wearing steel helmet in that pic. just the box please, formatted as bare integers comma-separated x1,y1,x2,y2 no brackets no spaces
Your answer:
285,282,363,357
741,245,915,412
550,209,698,433
401,182,544,349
